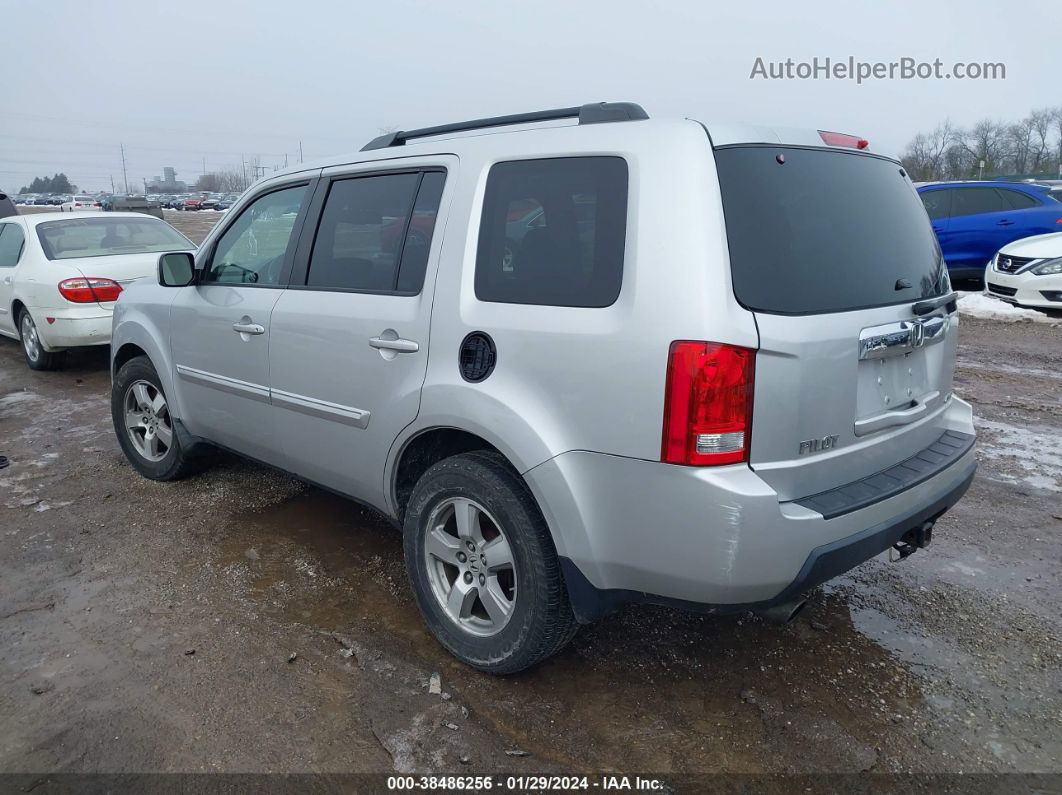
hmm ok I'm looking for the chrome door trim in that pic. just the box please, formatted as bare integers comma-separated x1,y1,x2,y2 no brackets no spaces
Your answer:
271,388,371,429
175,365,271,404
858,315,947,361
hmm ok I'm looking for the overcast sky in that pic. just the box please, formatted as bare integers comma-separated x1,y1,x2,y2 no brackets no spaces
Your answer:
1,0,1058,192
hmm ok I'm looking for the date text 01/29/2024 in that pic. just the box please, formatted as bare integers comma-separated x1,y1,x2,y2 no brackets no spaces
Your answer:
386,775,666,791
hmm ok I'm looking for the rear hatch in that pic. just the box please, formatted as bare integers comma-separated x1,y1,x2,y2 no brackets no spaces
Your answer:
714,143,957,502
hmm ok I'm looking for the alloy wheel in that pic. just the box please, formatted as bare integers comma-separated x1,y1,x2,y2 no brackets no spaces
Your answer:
123,380,173,462
423,497,518,637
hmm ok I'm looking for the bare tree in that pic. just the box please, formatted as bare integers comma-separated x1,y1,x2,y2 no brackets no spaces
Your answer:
961,119,1008,176
1028,109,1052,173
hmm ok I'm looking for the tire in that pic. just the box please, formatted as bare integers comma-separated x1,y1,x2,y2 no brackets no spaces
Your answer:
18,309,63,371
403,450,578,674
111,355,207,481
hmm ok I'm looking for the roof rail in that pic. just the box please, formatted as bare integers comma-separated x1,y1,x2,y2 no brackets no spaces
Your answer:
360,102,648,151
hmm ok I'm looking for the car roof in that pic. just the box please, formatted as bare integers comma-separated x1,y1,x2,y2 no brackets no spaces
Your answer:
252,111,895,192
919,180,1051,191
14,211,167,227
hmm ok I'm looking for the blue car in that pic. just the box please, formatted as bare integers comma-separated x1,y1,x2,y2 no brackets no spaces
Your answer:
916,181,1062,280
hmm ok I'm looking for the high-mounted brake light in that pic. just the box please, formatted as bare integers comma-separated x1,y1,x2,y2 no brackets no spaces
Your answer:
819,130,869,150
57,277,123,303
661,341,755,467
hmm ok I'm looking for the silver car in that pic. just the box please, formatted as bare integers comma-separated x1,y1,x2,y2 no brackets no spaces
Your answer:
110,103,976,673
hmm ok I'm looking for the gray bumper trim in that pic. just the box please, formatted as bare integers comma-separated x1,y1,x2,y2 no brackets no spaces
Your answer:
793,430,975,520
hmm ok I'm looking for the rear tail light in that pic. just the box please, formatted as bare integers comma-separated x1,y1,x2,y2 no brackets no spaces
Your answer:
818,130,869,150
661,341,755,466
57,278,123,303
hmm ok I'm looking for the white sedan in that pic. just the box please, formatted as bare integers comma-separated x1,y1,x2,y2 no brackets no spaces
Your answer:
60,195,102,212
0,212,195,370
985,232,1062,311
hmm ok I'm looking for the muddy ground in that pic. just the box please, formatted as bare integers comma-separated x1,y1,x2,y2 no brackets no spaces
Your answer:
1,209,1060,784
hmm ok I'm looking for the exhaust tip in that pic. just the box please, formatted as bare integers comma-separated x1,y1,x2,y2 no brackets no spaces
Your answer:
753,598,808,625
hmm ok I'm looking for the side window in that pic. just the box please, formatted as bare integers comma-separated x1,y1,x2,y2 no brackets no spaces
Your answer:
920,189,952,220
205,185,307,285
951,188,1004,217
0,223,25,267
475,157,628,307
997,189,1040,211
306,171,444,293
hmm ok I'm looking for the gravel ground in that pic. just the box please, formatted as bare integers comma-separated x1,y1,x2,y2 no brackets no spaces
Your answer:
1,209,1060,785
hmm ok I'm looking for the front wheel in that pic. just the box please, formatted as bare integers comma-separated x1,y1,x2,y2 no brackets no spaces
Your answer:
403,451,577,674
111,356,207,481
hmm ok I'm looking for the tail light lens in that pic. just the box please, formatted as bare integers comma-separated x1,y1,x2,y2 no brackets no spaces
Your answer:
661,341,755,466
818,130,869,150
57,278,123,303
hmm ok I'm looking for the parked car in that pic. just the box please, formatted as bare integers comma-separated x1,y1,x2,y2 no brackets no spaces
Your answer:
984,231,1062,310
200,198,221,211
216,198,236,211
0,213,195,370
179,198,202,211
110,102,976,674
0,191,15,219
60,195,103,212
917,181,1062,280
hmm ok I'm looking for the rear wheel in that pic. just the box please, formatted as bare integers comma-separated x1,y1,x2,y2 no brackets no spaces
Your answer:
19,310,63,371
111,356,208,481
403,451,577,674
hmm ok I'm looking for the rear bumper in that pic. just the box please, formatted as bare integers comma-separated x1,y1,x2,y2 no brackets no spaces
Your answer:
525,398,977,622
32,307,112,349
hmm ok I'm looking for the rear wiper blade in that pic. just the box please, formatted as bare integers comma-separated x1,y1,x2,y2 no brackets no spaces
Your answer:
912,291,958,316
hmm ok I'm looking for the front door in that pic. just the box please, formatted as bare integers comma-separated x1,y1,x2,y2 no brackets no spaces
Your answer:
170,182,313,466
268,163,451,510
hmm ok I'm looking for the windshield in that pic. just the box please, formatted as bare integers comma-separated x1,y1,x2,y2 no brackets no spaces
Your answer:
36,217,193,260
715,146,948,315
74,196,95,202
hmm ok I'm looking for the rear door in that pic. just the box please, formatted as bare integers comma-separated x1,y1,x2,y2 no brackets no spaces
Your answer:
0,220,26,335
947,187,1013,270
714,145,956,501
267,160,452,508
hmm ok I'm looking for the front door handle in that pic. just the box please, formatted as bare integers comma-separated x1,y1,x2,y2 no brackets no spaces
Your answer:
369,336,419,353
996,219,1014,226
232,320,265,335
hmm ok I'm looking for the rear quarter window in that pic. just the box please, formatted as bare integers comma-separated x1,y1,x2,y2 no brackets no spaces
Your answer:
475,157,628,308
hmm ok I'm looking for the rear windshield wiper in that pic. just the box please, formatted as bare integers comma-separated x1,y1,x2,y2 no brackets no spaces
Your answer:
912,291,958,316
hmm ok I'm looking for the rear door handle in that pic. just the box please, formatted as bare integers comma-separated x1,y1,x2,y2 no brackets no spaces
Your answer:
996,219,1014,226
232,321,265,335
369,336,419,353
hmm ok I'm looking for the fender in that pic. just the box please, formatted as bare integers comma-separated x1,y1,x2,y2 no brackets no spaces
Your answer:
384,384,562,518
111,295,184,420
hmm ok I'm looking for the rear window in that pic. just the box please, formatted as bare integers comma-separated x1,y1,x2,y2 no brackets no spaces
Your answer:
36,217,193,260
715,146,947,315
475,157,628,308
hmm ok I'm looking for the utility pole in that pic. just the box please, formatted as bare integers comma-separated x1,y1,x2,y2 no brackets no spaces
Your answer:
110,175,115,193
299,141,304,163
284,153,288,168
120,144,129,194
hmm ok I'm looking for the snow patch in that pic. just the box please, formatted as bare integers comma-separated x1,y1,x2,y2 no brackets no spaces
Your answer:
976,417,1062,492
957,293,1054,324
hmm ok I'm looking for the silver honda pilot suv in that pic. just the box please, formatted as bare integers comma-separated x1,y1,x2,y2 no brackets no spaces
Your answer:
111,102,976,673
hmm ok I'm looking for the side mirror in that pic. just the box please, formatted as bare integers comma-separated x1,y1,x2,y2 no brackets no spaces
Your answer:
158,252,196,287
